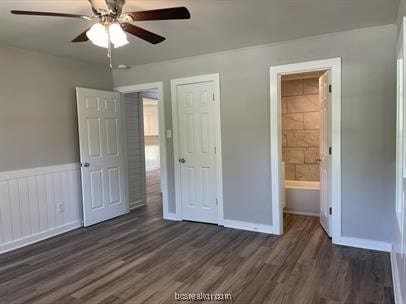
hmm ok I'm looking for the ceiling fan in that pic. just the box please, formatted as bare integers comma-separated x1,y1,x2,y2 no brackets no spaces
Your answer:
10,0,191,66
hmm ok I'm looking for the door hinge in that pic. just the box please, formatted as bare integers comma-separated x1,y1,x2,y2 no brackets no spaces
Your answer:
214,146,217,154
329,84,332,93
329,207,332,215
213,93,215,101
329,147,332,155
216,198,218,206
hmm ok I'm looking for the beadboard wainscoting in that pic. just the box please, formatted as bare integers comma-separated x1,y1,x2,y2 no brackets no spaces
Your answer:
0,163,82,253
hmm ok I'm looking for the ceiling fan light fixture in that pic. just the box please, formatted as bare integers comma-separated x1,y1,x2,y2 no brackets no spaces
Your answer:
86,23,108,48
109,23,129,48
86,22,128,48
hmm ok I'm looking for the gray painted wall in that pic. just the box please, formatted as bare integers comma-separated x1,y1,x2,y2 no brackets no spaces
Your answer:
398,0,405,31
113,25,396,242
0,47,113,172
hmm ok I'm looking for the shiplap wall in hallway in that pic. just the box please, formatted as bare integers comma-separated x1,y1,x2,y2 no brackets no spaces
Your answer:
125,93,146,209
0,163,82,253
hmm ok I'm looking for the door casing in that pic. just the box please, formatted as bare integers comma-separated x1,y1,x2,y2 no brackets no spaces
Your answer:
269,58,342,242
171,74,224,224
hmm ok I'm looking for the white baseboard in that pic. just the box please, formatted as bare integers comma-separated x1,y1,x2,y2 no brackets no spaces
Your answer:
129,200,145,210
163,212,181,221
333,236,391,252
0,220,82,254
222,219,273,234
284,210,319,217
391,246,404,304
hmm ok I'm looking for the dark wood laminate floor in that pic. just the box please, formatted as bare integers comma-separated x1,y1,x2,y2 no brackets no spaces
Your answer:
146,169,161,206
0,172,394,304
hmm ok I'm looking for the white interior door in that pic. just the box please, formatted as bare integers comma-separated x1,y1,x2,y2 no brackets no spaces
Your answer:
396,18,406,261
176,82,218,224
76,88,128,227
319,71,332,236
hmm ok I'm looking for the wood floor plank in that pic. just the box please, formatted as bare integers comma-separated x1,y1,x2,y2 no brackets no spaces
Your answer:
0,169,394,303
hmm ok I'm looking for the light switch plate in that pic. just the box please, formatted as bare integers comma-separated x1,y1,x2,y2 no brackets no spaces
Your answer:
166,129,172,138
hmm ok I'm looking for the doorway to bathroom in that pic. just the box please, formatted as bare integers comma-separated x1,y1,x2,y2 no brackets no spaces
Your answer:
269,58,342,243
280,71,327,231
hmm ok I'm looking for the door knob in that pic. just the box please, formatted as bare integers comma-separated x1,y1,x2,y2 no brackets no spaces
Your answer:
82,162,90,167
179,158,186,164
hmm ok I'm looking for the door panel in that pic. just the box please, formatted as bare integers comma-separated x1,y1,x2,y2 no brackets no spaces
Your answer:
77,88,127,227
319,71,332,236
176,82,218,224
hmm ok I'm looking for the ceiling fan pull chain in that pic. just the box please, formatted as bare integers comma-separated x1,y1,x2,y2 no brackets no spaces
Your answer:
106,25,113,68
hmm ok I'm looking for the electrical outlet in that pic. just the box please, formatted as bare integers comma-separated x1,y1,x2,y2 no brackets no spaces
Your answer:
57,203,64,213
166,129,172,138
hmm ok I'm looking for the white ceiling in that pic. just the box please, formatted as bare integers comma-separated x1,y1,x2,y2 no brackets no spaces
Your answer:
0,0,400,66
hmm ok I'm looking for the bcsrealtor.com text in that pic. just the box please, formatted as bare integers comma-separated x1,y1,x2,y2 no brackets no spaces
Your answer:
175,292,233,302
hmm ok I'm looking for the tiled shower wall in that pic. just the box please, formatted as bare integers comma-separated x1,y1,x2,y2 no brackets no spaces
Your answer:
281,78,320,181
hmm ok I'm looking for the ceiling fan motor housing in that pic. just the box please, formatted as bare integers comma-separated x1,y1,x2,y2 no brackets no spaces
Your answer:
89,0,126,17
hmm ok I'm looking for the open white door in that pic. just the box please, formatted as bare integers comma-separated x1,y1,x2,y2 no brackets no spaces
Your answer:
319,71,332,236
175,81,218,224
396,18,406,265
76,88,128,227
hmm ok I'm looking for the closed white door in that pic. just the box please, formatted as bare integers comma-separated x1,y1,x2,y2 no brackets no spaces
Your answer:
76,88,128,227
176,82,218,224
319,71,332,236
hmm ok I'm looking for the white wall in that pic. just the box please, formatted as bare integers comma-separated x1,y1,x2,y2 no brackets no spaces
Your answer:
113,24,397,243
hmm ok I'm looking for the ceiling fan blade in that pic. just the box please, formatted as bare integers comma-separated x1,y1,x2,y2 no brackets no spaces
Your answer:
72,29,90,42
125,7,190,21
10,10,90,19
122,23,165,44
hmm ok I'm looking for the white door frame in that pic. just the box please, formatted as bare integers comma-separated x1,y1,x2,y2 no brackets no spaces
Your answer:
171,73,224,224
115,82,171,220
269,58,342,242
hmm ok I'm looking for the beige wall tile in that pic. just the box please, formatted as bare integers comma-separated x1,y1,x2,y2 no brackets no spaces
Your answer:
287,94,319,113
296,164,320,181
282,131,287,146
285,164,295,180
282,148,304,164
303,78,319,95
282,113,303,130
286,130,319,147
304,112,320,129
281,77,321,182
305,147,320,163
281,79,303,97
281,97,287,114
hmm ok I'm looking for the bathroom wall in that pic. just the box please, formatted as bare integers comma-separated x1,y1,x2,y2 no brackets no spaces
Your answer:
281,77,320,181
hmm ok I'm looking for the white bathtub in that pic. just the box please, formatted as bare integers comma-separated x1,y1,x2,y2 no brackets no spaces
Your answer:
283,180,320,216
